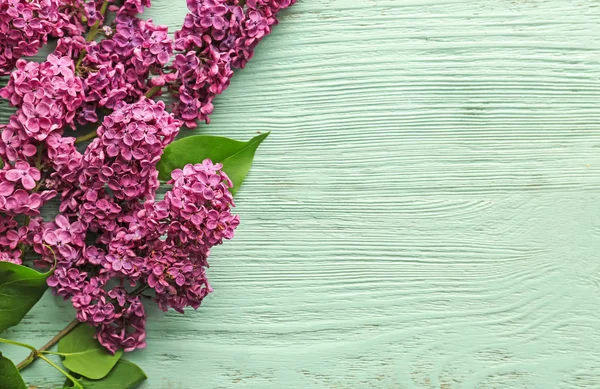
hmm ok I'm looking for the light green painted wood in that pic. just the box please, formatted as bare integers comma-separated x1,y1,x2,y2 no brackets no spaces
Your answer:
2,0,600,387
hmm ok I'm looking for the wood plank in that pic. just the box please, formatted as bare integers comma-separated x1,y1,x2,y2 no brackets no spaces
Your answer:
1,0,600,387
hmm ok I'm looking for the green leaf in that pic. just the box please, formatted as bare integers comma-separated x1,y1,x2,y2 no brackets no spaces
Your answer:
0,353,27,389
63,360,147,389
58,324,123,380
0,262,51,334
157,132,269,195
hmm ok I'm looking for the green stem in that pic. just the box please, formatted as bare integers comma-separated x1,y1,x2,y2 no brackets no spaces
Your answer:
35,143,43,170
85,1,109,43
15,318,80,371
0,337,37,352
39,350,66,356
13,285,147,371
75,0,110,68
75,50,86,69
75,129,98,144
13,284,146,371
145,85,162,99
38,353,84,389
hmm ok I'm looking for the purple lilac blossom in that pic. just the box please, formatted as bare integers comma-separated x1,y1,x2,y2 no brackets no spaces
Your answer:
41,100,238,353
0,55,85,141
0,0,60,75
171,0,296,127
54,15,174,125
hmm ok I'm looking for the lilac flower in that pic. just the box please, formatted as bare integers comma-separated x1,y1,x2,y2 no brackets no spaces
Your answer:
199,3,228,29
37,215,85,262
0,250,23,265
6,161,40,190
47,267,88,299
110,0,151,16
4,189,42,216
84,1,104,27
47,54,74,79
54,214,86,247
0,227,28,249
20,102,53,136
148,43,171,65
0,180,15,197
245,10,269,39
0,215,18,234
83,246,106,265
0,126,37,161
0,174,15,209
12,11,43,38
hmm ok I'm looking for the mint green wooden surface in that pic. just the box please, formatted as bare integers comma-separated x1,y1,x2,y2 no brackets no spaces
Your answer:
2,0,600,387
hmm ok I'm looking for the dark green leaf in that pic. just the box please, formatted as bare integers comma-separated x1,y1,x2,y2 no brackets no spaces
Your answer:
0,262,51,334
63,360,146,389
0,353,27,389
58,324,123,380
157,132,269,195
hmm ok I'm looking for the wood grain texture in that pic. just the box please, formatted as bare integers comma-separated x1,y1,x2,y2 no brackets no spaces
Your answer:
2,0,600,388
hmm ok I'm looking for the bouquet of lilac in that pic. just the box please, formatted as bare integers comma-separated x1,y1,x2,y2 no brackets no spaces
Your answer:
0,0,294,387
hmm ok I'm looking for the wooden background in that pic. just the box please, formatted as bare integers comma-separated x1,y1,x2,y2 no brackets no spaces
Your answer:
2,0,600,387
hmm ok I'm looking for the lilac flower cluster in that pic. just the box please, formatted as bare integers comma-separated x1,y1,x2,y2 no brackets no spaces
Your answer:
0,55,83,225
171,0,296,126
64,16,174,124
0,0,60,75
33,99,238,353
0,0,102,75
77,98,179,206
0,0,293,354
0,55,84,141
